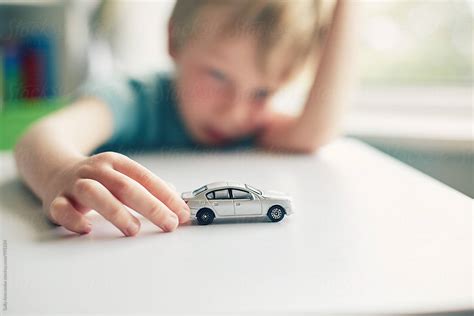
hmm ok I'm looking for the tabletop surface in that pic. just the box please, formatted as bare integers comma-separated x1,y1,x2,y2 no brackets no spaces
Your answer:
0,139,472,315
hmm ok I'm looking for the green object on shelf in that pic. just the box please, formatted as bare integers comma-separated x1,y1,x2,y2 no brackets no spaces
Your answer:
0,98,66,150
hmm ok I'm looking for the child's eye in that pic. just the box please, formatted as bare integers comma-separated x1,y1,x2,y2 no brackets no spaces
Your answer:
253,89,269,102
209,69,227,82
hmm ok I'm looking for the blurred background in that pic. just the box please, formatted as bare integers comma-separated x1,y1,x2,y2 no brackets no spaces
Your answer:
0,0,472,196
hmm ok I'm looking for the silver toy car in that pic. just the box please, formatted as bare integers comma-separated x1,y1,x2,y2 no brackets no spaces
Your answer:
181,182,293,225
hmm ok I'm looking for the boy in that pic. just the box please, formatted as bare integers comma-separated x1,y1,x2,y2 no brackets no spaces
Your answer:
14,0,357,237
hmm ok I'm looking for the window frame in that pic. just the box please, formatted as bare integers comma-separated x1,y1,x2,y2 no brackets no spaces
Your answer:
346,86,473,152
206,191,214,200
230,189,253,200
207,189,231,200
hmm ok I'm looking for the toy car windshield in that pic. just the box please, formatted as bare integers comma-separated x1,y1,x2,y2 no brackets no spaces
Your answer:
245,184,262,195
192,185,207,196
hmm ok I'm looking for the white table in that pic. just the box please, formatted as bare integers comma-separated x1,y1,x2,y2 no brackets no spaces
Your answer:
0,139,472,315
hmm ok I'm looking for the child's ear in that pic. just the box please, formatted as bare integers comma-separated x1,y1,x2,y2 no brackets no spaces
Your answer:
167,21,177,60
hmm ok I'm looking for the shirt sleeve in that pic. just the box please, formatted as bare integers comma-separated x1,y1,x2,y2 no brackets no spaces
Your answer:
75,73,158,151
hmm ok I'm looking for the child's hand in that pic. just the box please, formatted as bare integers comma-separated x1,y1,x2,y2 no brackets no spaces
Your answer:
43,152,190,236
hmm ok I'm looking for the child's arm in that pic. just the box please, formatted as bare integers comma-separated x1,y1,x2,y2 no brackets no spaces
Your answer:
14,97,189,236
257,0,358,153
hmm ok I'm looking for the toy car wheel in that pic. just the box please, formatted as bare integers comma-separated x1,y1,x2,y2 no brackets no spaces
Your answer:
197,208,215,225
267,206,285,222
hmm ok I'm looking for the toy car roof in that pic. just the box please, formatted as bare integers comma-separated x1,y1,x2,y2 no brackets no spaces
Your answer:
205,181,246,190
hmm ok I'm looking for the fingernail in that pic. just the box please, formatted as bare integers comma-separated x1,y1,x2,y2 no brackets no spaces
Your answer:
126,218,140,236
164,213,179,232
81,227,91,234
81,223,92,234
181,202,190,213
180,208,191,223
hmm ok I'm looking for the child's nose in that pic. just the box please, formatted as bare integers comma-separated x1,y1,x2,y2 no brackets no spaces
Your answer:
225,93,251,127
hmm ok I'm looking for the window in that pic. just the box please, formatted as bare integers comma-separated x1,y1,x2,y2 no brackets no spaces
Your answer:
343,0,473,154
206,192,214,200
211,189,230,200
359,1,472,86
231,189,252,200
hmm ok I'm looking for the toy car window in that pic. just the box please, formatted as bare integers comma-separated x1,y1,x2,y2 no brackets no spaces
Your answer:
213,189,230,199
206,192,214,200
231,189,252,200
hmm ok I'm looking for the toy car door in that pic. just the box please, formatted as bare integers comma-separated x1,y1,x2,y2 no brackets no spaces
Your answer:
231,189,261,215
206,189,234,216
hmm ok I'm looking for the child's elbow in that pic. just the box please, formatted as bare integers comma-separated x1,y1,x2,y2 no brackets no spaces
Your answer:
292,142,321,154
272,139,324,154
291,136,334,154
299,143,320,154
259,133,332,154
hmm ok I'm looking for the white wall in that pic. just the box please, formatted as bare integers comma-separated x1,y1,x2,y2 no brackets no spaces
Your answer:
104,0,175,76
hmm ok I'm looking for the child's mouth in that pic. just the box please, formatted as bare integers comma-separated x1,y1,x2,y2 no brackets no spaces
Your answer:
203,126,230,144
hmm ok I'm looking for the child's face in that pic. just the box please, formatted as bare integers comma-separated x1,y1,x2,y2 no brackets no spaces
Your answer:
170,16,288,145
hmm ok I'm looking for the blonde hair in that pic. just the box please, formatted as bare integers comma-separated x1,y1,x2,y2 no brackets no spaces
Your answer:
170,0,334,81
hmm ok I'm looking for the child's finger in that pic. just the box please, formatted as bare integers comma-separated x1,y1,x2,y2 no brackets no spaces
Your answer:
166,182,177,192
110,155,190,223
70,178,141,237
92,168,180,231
49,196,92,234
76,162,183,229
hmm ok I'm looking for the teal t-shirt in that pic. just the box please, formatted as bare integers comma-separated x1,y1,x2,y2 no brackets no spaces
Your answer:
77,72,255,153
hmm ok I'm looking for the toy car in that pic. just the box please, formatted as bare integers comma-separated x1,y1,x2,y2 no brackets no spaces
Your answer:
181,182,293,225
